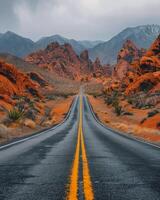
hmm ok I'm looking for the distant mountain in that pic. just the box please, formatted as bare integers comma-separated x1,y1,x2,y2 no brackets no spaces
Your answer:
35,35,84,54
0,32,103,57
0,31,35,57
77,40,103,49
89,24,160,64
35,35,103,54
0,25,159,61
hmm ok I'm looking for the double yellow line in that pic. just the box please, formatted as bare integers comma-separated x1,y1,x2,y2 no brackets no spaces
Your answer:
66,96,94,200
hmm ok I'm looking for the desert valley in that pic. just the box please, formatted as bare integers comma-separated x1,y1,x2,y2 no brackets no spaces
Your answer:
1,0,160,199
0,24,159,145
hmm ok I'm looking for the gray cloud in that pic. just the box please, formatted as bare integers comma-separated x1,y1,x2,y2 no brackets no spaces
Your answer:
0,0,160,41
0,0,19,32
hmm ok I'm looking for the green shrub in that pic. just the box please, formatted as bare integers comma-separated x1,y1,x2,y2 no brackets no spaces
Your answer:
8,108,24,121
104,91,123,116
105,91,119,105
105,96,113,105
113,100,123,116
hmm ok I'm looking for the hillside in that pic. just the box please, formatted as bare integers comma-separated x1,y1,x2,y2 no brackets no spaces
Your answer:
89,24,160,64
0,53,79,93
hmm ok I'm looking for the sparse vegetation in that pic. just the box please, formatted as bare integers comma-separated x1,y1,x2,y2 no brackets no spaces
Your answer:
127,93,155,109
104,90,123,116
113,99,123,116
8,108,24,121
104,90,119,105
147,110,159,118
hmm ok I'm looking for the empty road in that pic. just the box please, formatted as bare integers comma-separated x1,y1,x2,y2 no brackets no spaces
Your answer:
0,94,160,200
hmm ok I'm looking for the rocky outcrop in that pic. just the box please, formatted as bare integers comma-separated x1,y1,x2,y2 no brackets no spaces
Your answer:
125,72,160,95
117,40,142,63
25,42,110,80
0,60,41,111
0,60,39,97
125,34,160,95
113,40,144,81
139,35,160,73
27,72,48,87
104,36,160,95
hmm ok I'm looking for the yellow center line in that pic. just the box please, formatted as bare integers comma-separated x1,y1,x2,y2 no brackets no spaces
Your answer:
80,128,94,200
66,95,94,200
66,117,81,200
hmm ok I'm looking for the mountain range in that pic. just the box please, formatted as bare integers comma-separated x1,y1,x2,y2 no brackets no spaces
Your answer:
0,31,103,57
0,24,159,64
89,24,160,64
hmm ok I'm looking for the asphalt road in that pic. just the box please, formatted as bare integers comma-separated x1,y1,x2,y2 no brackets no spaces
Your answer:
0,95,160,200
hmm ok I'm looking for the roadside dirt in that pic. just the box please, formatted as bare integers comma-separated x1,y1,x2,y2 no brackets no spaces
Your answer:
88,95,160,144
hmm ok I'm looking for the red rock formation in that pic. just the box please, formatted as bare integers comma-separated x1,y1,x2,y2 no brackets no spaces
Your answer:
25,42,110,80
117,40,144,63
0,60,39,97
0,60,40,109
125,35,160,95
125,72,160,95
140,35,160,73
113,60,132,80
27,72,48,87
112,40,143,81
26,42,81,79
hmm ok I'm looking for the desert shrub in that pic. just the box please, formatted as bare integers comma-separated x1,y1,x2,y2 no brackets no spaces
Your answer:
105,91,119,105
147,110,159,118
46,95,56,100
25,109,37,120
104,91,123,116
113,99,123,116
127,98,133,104
28,100,35,109
105,96,113,105
130,95,153,109
8,108,24,121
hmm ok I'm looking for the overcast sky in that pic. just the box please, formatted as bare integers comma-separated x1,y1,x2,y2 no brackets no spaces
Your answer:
0,0,160,41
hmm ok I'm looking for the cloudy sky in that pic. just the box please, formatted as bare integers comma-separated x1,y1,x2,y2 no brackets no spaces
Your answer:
0,0,160,41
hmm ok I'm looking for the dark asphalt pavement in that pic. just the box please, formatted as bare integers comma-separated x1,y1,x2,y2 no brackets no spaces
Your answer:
0,95,160,200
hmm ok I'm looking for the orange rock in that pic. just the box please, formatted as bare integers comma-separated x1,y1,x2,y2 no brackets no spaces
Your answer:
117,40,143,63
25,42,110,80
23,119,36,129
125,72,160,95
140,34,160,73
141,114,160,129
0,60,40,97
